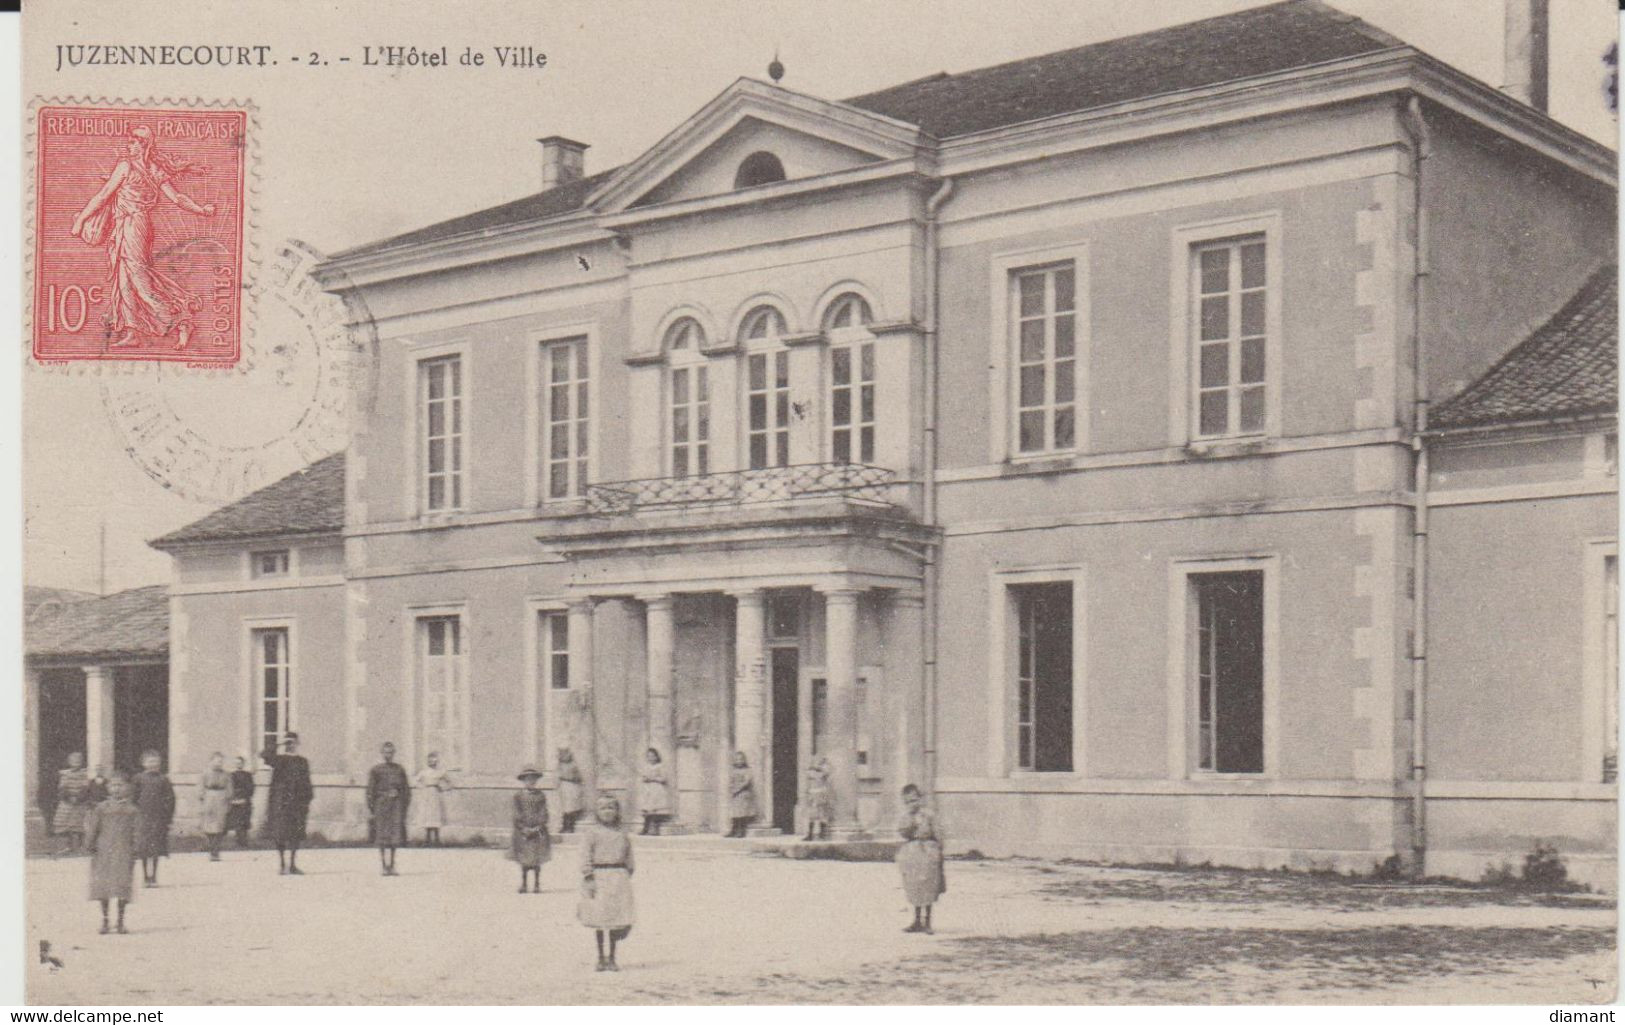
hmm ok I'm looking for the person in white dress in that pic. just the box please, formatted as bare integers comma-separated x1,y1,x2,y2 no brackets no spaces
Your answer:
413,752,454,846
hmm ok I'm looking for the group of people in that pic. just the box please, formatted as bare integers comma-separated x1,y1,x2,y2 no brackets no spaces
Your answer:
62,749,182,934
639,748,837,842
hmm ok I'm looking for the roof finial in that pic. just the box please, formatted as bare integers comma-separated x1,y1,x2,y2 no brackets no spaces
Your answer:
768,48,784,84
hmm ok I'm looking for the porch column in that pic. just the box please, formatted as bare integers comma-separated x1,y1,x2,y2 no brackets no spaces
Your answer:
641,594,677,820
83,664,115,771
567,598,597,801
821,587,866,837
729,589,768,826
24,667,40,824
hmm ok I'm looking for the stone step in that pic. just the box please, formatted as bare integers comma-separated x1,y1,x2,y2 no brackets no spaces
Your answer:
749,835,903,862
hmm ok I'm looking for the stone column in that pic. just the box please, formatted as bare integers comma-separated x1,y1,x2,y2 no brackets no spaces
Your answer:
729,589,768,829
641,594,677,823
821,587,866,837
567,598,597,800
83,665,116,772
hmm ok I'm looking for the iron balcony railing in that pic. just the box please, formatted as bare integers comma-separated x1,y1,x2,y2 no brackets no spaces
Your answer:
583,462,897,514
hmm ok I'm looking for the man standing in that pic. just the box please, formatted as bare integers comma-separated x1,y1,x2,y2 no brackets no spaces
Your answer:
261,732,313,876
366,742,410,877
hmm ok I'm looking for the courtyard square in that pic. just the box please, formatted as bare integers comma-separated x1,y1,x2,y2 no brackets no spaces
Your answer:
23,840,1618,1005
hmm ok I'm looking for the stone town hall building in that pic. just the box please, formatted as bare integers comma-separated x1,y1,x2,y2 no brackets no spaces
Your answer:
35,1,1618,883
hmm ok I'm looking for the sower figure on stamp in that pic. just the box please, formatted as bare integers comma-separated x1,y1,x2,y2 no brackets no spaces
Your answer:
225,755,255,848
578,794,635,972
261,732,314,875
367,742,410,876
70,125,215,350
413,751,453,846
85,772,138,936
556,748,584,833
197,751,231,861
130,750,175,888
511,765,551,894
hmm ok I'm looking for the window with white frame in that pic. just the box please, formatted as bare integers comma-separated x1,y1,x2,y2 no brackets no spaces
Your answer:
252,627,291,756
825,294,875,465
1011,265,1079,455
1012,582,1074,771
417,615,467,770
251,549,290,579
742,306,790,470
541,337,590,500
1192,571,1264,773
539,610,570,691
420,355,464,512
665,318,710,479
1192,237,1268,439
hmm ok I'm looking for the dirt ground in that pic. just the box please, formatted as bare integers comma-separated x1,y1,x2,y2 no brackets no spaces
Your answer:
23,840,1618,1005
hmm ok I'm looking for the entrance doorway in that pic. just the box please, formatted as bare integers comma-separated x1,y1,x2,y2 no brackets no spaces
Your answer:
769,647,799,833
114,665,169,775
36,668,86,821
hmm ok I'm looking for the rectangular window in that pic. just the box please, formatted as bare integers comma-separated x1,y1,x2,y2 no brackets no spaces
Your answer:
251,550,290,579
1013,582,1073,772
671,365,710,478
252,627,291,756
831,342,875,464
810,677,828,755
418,615,467,770
1193,572,1264,773
1192,238,1268,439
1012,264,1078,455
542,337,590,499
539,611,570,691
421,355,464,512
747,350,790,469
855,672,872,770
1606,555,1619,783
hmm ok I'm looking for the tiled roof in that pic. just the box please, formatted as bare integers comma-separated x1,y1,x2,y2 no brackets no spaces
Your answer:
25,585,169,662
332,0,1399,260
149,451,346,549
24,585,93,609
1430,266,1618,430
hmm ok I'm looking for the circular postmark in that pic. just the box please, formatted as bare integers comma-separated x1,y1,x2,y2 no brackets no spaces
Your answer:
100,239,378,506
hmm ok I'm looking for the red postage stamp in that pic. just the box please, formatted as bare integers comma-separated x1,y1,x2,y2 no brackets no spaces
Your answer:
32,104,249,365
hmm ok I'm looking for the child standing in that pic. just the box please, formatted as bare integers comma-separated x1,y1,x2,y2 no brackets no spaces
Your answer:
638,748,670,836
413,751,453,846
895,783,945,934
511,765,551,893
556,748,584,833
130,750,175,887
367,741,410,876
225,756,255,848
726,751,757,838
577,794,635,971
803,754,834,841
197,751,231,861
52,752,90,855
85,772,138,935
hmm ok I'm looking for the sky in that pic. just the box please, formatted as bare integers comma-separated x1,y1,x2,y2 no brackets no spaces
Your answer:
22,0,1621,594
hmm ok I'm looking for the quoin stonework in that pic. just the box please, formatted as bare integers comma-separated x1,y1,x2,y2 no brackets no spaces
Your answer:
31,0,1615,888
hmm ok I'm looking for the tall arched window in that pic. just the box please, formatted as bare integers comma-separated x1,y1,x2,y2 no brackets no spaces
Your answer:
734,151,787,189
664,318,709,478
740,305,790,469
823,294,876,464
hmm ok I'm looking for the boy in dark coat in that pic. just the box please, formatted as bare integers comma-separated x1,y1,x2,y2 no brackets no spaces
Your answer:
366,741,410,876
129,750,175,887
261,732,314,875
225,755,255,847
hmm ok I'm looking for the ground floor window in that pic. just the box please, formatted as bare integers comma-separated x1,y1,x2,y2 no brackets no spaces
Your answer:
539,611,569,690
1013,582,1073,772
418,615,467,769
1192,571,1264,774
252,627,290,755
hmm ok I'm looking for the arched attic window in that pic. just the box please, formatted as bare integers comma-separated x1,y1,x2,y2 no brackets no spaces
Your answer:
822,293,873,331
734,151,787,189
663,316,706,352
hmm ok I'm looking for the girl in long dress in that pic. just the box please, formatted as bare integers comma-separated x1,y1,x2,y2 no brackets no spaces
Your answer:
69,125,216,350
638,748,671,836
86,773,138,935
414,751,454,845
578,794,635,971
726,751,757,838
196,751,231,861
803,754,834,841
895,783,946,934
556,748,584,833
511,765,551,894
130,750,175,888
52,752,90,855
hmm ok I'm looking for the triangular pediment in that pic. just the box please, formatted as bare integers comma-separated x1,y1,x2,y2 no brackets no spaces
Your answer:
589,78,930,213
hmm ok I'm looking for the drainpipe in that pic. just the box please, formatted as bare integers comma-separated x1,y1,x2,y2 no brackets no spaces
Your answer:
922,176,955,793
1401,95,1431,877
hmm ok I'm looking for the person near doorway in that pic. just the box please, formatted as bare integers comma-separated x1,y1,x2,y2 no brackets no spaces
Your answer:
225,756,255,847
261,732,314,875
85,765,109,807
197,752,231,861
638,748,671,836
726,751,757,838
52,752,91,855
556,748,584,833
578,794,635,972
413,751,453,846
896,783,946,935
510,765,551,893
130,750,175,887
804,754,834,842
85,771,138,935
367,742,410,876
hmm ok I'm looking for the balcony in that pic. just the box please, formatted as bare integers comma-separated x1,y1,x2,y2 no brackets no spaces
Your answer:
583,462,898,515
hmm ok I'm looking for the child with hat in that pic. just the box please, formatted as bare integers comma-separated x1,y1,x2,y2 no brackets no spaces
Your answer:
511,765,551,894
578,794,635,971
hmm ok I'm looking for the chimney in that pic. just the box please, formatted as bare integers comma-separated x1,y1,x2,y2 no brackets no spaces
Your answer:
1503,0,1549,112
538,136,589,190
